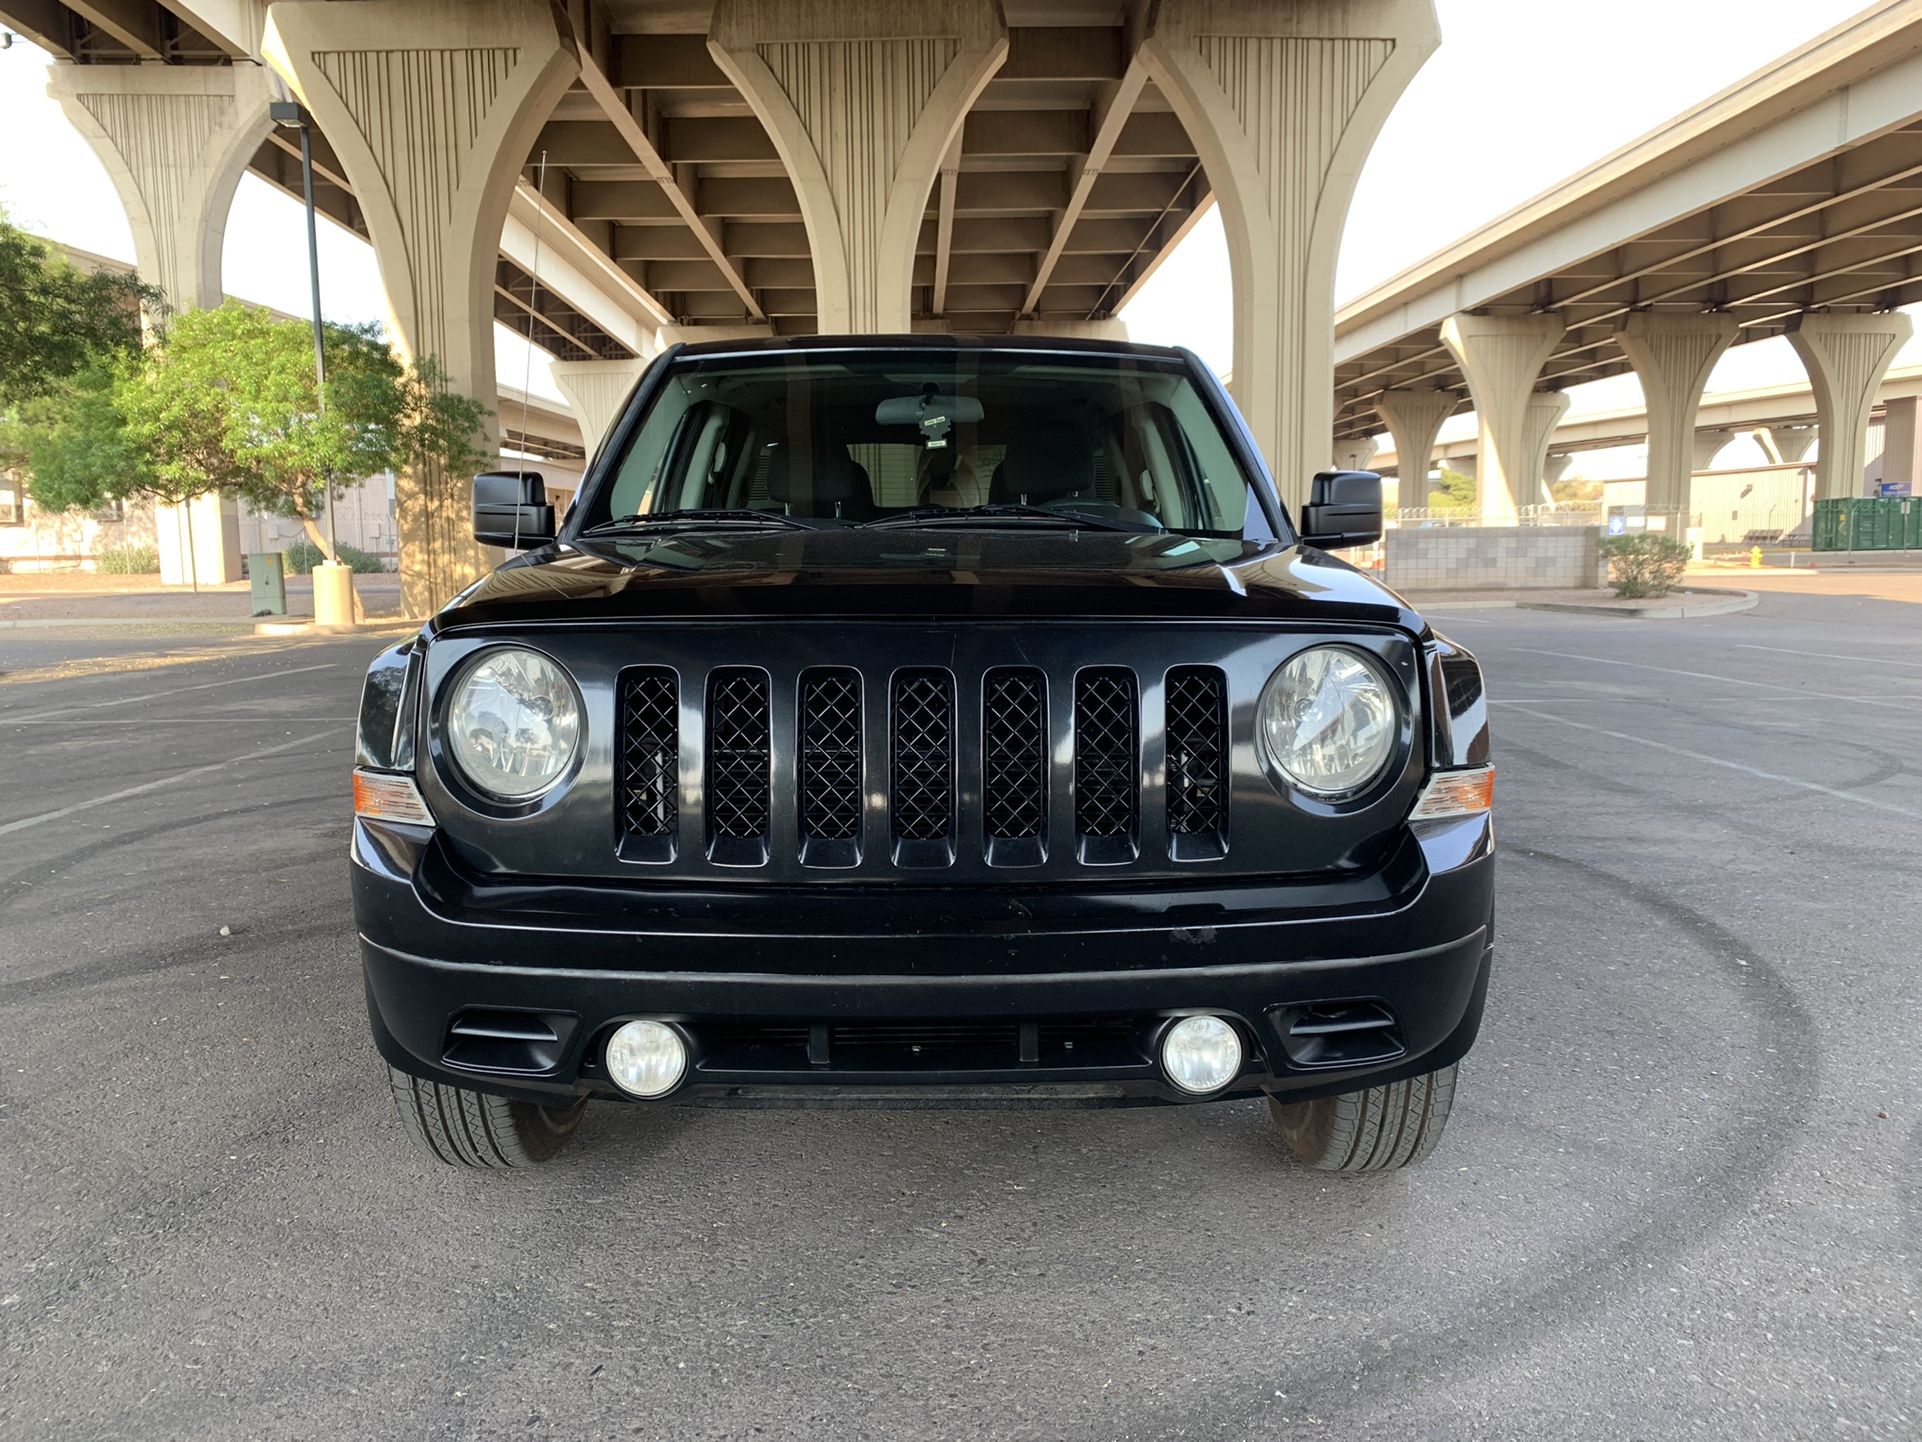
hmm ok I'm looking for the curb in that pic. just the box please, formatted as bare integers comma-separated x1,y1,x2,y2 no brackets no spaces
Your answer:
254,618,418,637
1517,588,1759,620
1410,588,1760,620
0,616,258,631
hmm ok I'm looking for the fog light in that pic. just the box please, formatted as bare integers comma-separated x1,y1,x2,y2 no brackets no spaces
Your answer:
1160,1014,1243,1094
604,1020,687,1098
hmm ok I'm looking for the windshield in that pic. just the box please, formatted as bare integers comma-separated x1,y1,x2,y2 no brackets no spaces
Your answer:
575,349,1265,537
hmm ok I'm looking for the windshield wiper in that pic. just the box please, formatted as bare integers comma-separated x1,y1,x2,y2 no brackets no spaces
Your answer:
580,508,835,536
861,503,1141,533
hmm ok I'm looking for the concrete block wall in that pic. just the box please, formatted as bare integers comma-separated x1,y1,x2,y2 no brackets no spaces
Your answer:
1384,525,1607,591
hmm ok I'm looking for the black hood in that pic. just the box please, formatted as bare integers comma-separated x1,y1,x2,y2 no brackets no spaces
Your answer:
425,529,1426,635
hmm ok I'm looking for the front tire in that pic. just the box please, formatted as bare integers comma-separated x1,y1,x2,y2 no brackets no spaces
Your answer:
386,1065,587,1168
1268,1064,1457,1172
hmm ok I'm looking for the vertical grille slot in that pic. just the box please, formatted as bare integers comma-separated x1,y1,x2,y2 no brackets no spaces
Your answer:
798,668,862,867
890,668,955,865
982,667,1047,866
706,668,771,864
1165,666,1228,859
1074,668,1139,863
617,668,679,863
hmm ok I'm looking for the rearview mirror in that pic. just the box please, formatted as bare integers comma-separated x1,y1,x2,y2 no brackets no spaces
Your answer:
472,471,555,549
876,392,985,447
1300,470,1383,550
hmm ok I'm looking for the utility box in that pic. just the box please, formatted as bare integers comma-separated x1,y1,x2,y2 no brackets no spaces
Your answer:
248,552,287,616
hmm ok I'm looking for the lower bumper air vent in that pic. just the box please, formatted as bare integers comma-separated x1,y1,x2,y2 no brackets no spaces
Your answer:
1271,1000,1405,1069
442,1008,577,1075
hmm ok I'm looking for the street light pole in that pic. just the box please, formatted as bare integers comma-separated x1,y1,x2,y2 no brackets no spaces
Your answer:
270,99,354,625
272,100,337,562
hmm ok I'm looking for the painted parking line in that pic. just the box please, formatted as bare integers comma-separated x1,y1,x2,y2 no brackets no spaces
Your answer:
0,716,360,726
0,661,338,723
1512,648,1922,711
0,730,335,838
1736,643,1922,669
1501,704,1921,820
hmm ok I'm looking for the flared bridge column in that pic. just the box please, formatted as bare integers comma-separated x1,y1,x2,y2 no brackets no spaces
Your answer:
1439,313,1564,525
708,0,1008,334
1140,0,1438,513
1786,312,1914,501
1613,313,1738,521
552,358,651,458
1374,388,1455,513
264,0,581,614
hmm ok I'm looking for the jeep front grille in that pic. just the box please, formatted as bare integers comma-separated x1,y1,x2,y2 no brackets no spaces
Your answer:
1074,668,1138,862
983,667,1048,844
614,660,1234,872
798,668,862,861
705,668,771,860
890,669,956,855
1165,666,1228,851
618,668,679,838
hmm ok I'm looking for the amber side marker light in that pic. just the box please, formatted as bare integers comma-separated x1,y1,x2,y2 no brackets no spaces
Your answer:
1408,765,1494,821
353,768,435,826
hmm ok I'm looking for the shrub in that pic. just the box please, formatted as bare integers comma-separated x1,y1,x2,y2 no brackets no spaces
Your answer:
281,539,383,575
96,543,159,574
1600,532,1691,598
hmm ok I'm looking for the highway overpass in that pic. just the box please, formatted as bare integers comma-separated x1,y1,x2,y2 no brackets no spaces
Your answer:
1332,1,1922,526
6,0,1443,612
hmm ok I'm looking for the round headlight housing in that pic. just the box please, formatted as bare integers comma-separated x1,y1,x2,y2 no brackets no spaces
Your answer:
1258,646,1400,799
445,647,581,800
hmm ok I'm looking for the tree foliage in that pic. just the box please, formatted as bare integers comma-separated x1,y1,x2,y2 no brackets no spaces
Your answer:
1431,467,1479,513
18,290,491,565
0,212,158,411
0,211,159,484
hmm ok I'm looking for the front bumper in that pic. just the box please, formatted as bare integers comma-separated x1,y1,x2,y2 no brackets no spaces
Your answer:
353,815,1495,1109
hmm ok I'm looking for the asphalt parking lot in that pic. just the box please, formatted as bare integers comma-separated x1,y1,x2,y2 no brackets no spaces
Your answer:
2,584,1918,1441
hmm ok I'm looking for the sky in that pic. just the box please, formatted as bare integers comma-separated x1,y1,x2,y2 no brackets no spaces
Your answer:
2,0,1915,439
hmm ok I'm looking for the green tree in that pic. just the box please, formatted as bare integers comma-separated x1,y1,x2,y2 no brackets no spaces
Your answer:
23,363,152,511
0,213,158,411
0,211,158,485
166,302,405,560
1431,467,1478,513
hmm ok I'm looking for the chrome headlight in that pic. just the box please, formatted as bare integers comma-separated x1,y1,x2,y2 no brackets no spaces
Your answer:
1257,646,1400,798
445,647,581,800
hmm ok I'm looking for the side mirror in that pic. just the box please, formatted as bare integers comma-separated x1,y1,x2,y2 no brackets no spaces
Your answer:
1300,469,1383,549
473,471,555,549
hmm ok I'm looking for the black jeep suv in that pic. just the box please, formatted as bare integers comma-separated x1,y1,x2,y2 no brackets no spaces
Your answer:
351,336,1492,1171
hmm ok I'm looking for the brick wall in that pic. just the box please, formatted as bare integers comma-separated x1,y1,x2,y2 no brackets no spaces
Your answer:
1384,525,1607,591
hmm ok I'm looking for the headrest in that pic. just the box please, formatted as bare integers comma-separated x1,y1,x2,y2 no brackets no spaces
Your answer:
766,442,872,510
998,425,1094,502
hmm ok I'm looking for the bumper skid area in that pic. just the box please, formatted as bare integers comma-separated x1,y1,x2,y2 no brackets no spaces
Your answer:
356,818,1495,1109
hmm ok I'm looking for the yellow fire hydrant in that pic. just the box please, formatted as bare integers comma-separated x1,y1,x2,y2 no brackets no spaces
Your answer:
1749,546,1764,568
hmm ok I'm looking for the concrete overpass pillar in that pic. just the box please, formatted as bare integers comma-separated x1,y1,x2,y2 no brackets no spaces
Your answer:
1374,388,1453,512
1691,428,1735,476
1523,391,1570,508
1786,313,1914,501
1140,0,1438,515
264,0,580,614
47,63,274,587
552,359,650,458
1543,452,1573,488
1613,312,1738,521
1438,313,1564,524
1334,437,1378,473
46,63,273,314
708,0,1007,334
1756,425,1817,467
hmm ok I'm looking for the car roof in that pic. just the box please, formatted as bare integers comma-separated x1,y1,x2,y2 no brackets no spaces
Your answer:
670,332,1191,362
